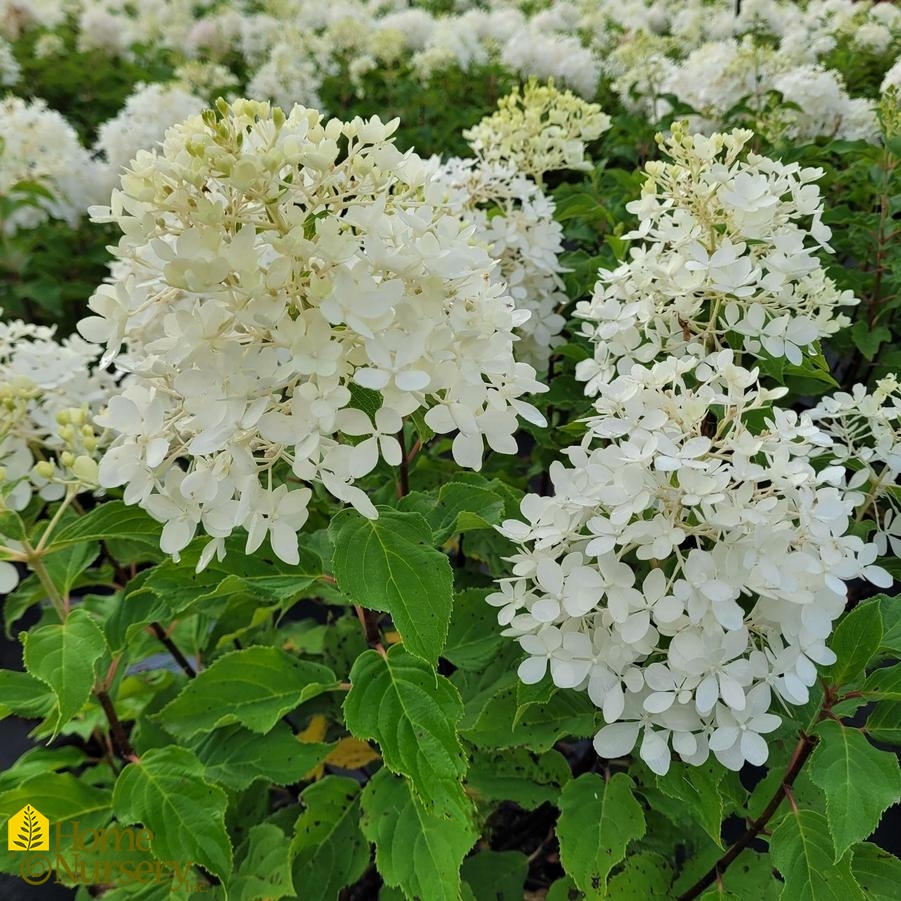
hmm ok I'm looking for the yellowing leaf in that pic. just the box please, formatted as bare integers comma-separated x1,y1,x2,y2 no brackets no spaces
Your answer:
298,714,329,744
298,714,329,781
384,631,403,645
326,737,380,770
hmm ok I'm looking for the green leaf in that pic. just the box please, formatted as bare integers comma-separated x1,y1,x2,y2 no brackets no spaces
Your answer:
809,720,901,859
824,600,883,686
41,541,100,602
23,607,107,735
0,746,86,794
344,646,466,813
0,509,28,541
850,321,891,360
605,851,674,900
108,543,322,651
229,824,294,901
50,501,162,549
0,669,55,719
191,723,333,791
0,773,112,876
400,481,505,544
769,810,865,901
461,850,528,901
156,647,336,738
113,746,232,880
861,662,901,700
465,748,570,810
655,761,725,847
442,589,505,671
291,777,369,901
557,773,646,898
461,685,597,751
360,769,477,901
851,842,901,900
877,594,901,656
330,507,454,665
867,700,901,745
546,876,583,900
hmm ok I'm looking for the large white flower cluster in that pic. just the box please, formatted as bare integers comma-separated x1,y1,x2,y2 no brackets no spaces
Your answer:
0,94,103,234
575,123,856,393
80,98,547,568
491,352,888,774
490,125,890,774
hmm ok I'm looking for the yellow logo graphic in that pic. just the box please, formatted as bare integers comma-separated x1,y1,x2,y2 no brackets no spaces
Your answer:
7,805,49,852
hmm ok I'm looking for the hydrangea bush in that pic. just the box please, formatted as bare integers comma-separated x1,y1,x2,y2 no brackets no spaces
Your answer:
0,3,900,901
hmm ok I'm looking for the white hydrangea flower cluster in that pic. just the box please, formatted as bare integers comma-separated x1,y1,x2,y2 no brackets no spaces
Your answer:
0,316,114,600
575,123,856,393
0,94,103,234
499,25,601,100
811,377,901,559
769,65,878,143
93,81,208,197
80,98,547,568
245,28,335,114
490,124,891,774
462,78,611,186
491,352,890,775
428,156,567,371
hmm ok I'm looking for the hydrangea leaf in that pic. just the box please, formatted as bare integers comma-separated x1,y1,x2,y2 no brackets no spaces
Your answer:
360,769,477,901
190,723,333,791
460,684,596,752
113,746,232,880
823,600,883,687
108,542,322,651
0,773,111,877
769,810,865,901
399,480,505,544
461,850,528,901
605,851,675,900
809,720,901,860
851,842,901,900
442,588,505,671
655,761,726,848
229,824,294,901
50,500,162,549
291,777,369,901
22,607,107,736
155,647,336,738
465,748,570,810
0,669,56,720
557,773,646,897
344,646,466,813
329,507,454,665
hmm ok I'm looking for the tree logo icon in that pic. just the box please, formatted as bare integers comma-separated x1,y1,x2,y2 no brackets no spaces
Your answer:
7,805,49,851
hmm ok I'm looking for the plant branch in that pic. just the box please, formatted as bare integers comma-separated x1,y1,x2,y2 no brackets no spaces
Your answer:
148,622,197,679
22,541,67,621
354,603,386,656
95,689,138,762
396,428,410,498
676,730,818,901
